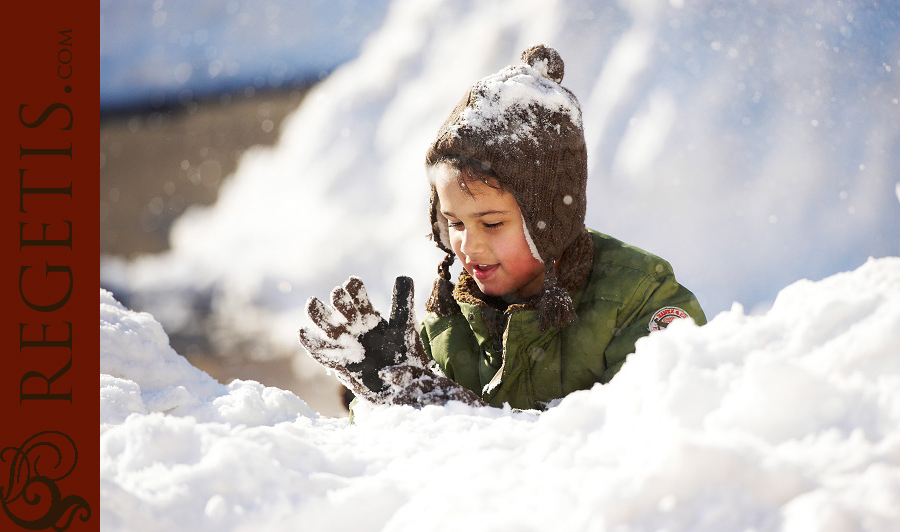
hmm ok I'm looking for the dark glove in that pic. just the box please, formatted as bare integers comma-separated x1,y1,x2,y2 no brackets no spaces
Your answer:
380,365,484,408
298,276,485,407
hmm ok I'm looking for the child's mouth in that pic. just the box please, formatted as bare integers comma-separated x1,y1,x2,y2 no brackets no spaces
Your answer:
471,263,499,280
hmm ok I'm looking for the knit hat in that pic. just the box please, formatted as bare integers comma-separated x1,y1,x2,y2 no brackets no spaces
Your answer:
424,44,590,331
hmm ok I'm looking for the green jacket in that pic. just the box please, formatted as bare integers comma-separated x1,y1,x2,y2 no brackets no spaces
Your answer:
420,229,706,410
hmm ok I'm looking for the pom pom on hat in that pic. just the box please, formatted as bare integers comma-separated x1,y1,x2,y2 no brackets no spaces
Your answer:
520,44,565,83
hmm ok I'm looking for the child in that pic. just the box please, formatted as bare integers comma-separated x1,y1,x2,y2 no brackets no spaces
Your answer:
298,45,706,411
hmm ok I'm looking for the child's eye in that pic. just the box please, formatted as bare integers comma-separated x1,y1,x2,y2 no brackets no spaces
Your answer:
447,221,463,229
484,222,503,229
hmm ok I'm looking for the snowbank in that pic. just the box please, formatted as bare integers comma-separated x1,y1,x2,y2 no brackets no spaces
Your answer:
100,290,313,429
100,256,900,531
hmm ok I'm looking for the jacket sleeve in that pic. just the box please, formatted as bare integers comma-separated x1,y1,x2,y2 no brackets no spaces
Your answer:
598,272,706,383
419,321,434,361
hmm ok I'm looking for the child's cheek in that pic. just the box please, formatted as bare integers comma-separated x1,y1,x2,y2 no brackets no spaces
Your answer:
449,233,462,254
449,234,466,264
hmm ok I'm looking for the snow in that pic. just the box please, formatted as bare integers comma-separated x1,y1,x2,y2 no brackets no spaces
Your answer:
453,62,583,142
101,289,312,429
100,256,900,531
98,1,900,526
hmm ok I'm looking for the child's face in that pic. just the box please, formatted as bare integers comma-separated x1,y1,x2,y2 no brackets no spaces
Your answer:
434,167,545,300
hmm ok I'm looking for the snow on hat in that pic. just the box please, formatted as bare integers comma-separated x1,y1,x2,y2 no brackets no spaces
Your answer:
424,44,589,331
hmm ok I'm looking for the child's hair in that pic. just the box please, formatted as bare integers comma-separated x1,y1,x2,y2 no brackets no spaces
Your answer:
428,154,503,196
424,45,592,331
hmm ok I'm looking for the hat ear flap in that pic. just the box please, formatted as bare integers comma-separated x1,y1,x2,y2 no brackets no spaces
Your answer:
428,184,452,253
426,172,458,317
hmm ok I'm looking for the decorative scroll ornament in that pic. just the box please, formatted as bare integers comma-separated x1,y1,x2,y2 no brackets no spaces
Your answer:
1,431,91,530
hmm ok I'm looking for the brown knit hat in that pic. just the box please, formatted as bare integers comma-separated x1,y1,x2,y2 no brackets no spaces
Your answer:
424,44,590,331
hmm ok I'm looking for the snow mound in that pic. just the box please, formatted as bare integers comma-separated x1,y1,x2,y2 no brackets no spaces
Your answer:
100,289,313,430
100,257,900,531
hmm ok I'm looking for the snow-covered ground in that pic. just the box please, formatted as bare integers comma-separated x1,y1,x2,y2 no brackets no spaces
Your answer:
98,0,900,514
100,256,900,531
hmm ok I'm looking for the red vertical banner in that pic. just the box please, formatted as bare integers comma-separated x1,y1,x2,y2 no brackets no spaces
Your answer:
2,2,99,531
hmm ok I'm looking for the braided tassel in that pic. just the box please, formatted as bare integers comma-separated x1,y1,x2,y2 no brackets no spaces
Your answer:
426,252,459,316
538,260,577,332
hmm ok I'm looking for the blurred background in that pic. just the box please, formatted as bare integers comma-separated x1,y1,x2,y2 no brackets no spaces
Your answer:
101,0,392,415
100,0,900,417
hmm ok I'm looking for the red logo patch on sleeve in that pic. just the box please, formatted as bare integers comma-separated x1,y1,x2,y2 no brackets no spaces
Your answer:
648,306,689,331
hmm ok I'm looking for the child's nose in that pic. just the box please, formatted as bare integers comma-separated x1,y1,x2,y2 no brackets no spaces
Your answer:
459,230,485,259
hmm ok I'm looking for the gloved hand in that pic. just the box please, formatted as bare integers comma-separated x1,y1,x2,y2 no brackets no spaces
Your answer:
379,365,485,407
298,276,485,407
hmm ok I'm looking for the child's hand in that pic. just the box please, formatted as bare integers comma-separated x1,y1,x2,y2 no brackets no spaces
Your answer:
380,365,484,407
298,276,431,403
298,276,486,408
